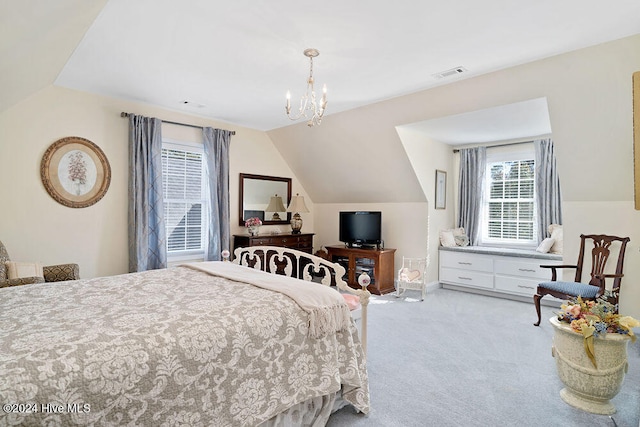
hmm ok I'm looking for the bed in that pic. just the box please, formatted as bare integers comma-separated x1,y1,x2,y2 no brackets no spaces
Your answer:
0,247,370,426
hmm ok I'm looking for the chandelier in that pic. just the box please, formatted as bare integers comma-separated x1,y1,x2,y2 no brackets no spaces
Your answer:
285,48,327,127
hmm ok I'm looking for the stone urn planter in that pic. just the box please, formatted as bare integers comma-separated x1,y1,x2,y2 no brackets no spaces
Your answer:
549,316,630,415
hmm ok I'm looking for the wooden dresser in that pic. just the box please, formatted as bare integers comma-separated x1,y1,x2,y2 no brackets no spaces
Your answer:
232,232,314,255
326,245,396,295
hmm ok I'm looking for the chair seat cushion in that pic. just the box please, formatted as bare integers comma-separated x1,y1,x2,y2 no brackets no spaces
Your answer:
399,267,422,282
538,281,600,298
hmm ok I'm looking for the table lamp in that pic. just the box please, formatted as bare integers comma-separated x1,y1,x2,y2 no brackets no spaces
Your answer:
286,193,309,234
265,194,286,220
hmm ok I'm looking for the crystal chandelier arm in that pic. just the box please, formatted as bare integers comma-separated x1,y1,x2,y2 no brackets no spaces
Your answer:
286,88,311,121
321,85,327,109
284,48,327,126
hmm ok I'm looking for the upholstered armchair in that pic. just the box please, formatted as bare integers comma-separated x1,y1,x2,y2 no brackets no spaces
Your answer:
0,240,80,288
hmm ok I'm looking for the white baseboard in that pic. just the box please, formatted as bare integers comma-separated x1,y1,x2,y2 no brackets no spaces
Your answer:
440,283,561,308
426,281,442,292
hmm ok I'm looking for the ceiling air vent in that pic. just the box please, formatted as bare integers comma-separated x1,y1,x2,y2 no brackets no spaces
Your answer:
181,100,206,108
432,66,468,79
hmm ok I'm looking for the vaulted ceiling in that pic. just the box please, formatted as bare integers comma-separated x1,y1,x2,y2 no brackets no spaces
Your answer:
3,1,640,204
4,1,640,131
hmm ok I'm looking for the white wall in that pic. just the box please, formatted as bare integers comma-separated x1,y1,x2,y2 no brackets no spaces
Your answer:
0,86,310,279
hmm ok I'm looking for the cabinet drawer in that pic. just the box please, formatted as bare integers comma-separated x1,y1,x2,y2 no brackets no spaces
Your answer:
271,237,295,246
440,251,493,273
440,267,494,289
252,237,272,246
494,259,557,280
495,276,539,296
272,237,290,245
294,239,312,249
297,235,313,245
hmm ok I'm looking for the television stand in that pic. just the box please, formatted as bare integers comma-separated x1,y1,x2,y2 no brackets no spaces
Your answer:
347,243,377,249
326,245,396,295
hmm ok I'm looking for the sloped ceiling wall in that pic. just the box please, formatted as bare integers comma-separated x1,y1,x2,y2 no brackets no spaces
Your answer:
266,107,426,203
0,1,108,113
4,1,639,207
268,33,640,205
267,74,502,204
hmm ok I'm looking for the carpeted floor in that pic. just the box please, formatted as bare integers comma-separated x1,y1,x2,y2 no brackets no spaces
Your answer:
328,287,640,427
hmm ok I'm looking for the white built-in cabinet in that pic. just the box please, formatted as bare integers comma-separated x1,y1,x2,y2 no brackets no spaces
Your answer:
439,246,563,302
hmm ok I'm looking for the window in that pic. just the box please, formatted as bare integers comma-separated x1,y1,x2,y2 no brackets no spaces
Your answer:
481,148,536,246
162,141,208,261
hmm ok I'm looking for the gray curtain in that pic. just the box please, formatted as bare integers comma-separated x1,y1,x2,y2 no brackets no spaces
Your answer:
457,147,486,245
534,138,562,242
128,115,167,272
203,127,232,261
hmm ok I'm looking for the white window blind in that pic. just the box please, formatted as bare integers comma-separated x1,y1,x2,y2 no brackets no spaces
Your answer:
483,157,536,244
161,142,208,258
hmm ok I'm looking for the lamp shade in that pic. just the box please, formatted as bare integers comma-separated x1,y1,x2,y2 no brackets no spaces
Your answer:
286,194,309,213
265,195,286,212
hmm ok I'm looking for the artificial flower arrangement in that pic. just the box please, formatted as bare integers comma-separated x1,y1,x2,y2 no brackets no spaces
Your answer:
557,295,639,368
244,217,262,228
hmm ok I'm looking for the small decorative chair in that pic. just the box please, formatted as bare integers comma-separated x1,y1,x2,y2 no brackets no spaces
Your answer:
396,256,428,301
0,240,80,288
533,234,630,326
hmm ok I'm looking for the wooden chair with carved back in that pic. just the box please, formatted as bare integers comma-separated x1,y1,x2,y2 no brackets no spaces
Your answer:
533,234,630,326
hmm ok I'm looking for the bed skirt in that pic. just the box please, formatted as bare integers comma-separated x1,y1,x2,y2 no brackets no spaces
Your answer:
260,389,362,427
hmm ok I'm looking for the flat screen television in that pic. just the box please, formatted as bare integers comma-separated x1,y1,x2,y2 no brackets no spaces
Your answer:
339,211,382,247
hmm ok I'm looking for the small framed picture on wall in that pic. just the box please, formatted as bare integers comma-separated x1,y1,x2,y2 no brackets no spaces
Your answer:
435,169,446,209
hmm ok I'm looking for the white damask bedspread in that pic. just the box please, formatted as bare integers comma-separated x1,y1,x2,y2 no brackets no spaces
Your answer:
0,264,369,426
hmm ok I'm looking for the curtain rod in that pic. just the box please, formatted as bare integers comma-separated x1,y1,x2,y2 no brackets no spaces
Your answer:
120,112,236,135
452,140,533,153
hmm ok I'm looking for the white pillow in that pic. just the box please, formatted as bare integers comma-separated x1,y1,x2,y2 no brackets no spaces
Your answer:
440,227,466,247
400,267,422,282
536,237,555,253
452,227,465,237
455,234,470,247
548,224,563,254
5,261,44,279
439,230,456,247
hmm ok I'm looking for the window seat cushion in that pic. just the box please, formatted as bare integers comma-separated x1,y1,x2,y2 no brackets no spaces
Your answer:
438,245,562,261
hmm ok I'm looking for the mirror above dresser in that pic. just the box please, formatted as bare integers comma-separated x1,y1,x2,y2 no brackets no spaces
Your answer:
238,173,292,226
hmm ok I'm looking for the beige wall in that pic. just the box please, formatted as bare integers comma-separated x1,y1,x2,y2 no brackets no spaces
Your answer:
404,36,640,317
396,127,455,284
2,33,640,319
0,86,311,279
269,33,640,318
313,203,429,280
563,202,640,317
